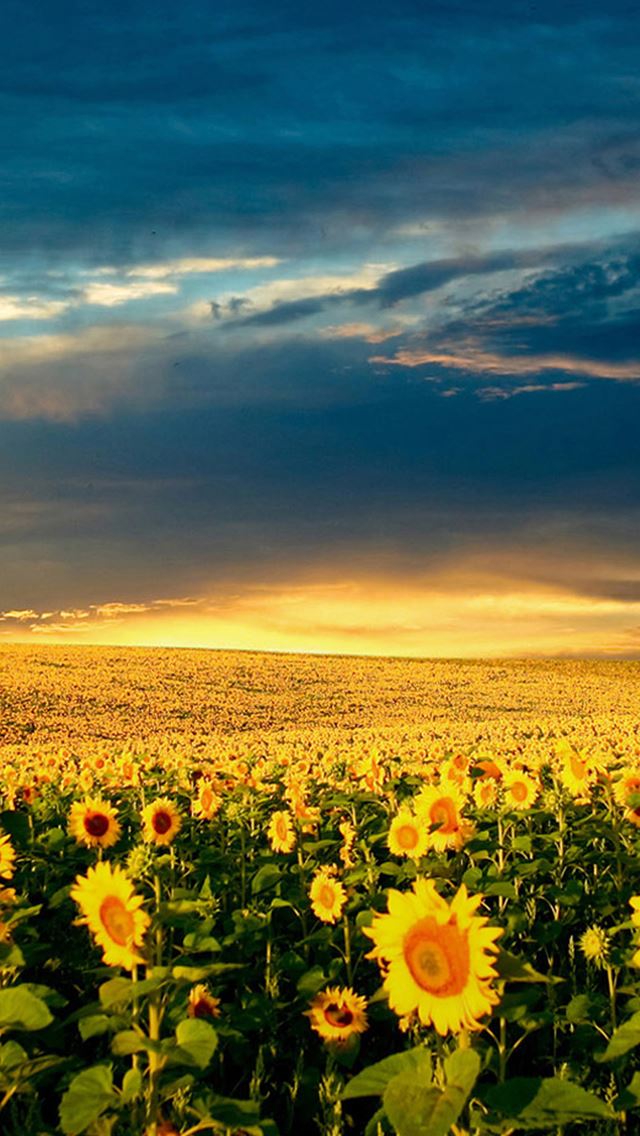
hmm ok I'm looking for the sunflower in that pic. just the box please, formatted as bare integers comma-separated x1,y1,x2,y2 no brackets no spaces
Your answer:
614,770,640,825
473,778,498,810
388,809,428,860
365,879,502,1035
0,832,16,880
309,867,347,923
339,819,357,868
68,798,121,849
558,750,594,801
414,785,473,852
141,798,182,845
267,810,296,853
502,770,539,812
579,926,609,967
191,782,222,821
187,983,222,1019
70,861,150,970
306,986,368,1043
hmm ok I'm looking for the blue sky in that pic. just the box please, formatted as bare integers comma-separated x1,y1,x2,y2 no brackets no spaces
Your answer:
2,0,640,655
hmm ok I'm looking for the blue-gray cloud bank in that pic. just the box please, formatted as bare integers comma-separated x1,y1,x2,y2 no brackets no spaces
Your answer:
1,0,640,655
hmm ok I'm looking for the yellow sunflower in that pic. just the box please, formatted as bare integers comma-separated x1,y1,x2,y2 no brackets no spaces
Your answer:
68,798,121,849
70,861,150,970
267,810,296,853
414,785,473,852
309,867,347,924
191,782,222,821
0,832,16,880
502,770,539,812
473,779,498,810
187,983,221,1019
338,820,356,868
614,770,640,825
558,750,594,801
388,809,428,860
306,986,368,1042
365,879,502,1035
141,798,182,845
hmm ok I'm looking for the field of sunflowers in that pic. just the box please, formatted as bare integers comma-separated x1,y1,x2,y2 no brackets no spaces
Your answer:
2,647,640,1135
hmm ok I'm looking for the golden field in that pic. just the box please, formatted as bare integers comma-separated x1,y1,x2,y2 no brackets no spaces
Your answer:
2,645,640,1135
2,643,639,756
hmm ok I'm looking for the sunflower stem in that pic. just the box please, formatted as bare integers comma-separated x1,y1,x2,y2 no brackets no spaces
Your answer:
343,914,353,986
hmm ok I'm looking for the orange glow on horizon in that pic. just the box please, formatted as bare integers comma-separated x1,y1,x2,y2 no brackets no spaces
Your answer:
3,575,640,658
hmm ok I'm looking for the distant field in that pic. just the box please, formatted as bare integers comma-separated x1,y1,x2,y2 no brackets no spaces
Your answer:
1,643,638,752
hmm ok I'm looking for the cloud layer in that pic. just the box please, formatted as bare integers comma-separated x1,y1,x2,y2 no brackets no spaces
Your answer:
2,0,640,654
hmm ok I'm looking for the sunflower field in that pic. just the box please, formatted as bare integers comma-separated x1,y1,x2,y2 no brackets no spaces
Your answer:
3,647,640,1135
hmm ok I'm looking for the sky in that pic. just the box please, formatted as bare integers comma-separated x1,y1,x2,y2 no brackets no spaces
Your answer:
2,0,640,657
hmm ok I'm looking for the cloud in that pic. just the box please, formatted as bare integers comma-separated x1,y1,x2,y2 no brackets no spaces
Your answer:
369,343,640,381
82,280,178,307
0,295,71,320
125,256,282,279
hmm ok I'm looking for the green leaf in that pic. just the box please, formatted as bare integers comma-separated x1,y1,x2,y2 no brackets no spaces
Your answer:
296,966,328,998
484,1077,614,1128
342,1046,432,1100
597,1012,640,1061
383,1077,460,1136
0,986,53,1032
79,1014,112,1041
202,1095,262,1126
251,864,282,894
0,1040,27,1072
59,1064,117,1136
121,1067,142,1104
98,978,132,1009
172,1018,218,1069
111,1030,147,1056
98,975,165,1009
444,1048,481,1097
172,963,241,982
496,949,561,985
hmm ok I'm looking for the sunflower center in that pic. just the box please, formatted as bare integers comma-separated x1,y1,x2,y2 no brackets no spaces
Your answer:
511,781,528,803
570,755,586,780
276,817,288,840
153,811,172,834
201,788,213,811
84,812,110,837
429,798,458,833
403,916,470,997
396,824,419,850
100,896,135,946
319,884,336,909
324,1003,354,1028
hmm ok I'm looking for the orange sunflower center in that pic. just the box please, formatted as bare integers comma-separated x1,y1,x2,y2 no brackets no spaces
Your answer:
510,781,528,803
153,810,172,834
570,755,587,780
276,816,289,840
319,884,337,909
324,1003,354,1028
100,896,134,946
429,798,458,833
201,788,213,811
396,823,419,850
84,812,110,837
403,916,470,997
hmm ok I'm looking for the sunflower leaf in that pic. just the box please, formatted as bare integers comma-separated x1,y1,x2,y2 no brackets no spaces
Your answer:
342,1046,431,1100
483,1076,614,1128
596,1012,640,1061
59,1064,118,1136
0,986,54,1032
